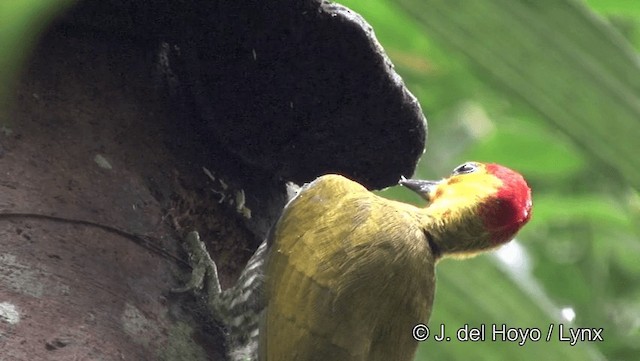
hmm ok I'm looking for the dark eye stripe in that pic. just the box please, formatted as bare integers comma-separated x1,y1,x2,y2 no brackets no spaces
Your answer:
452,162,478,175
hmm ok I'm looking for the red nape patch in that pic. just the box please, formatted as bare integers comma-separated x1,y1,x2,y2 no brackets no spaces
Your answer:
481,164,532,244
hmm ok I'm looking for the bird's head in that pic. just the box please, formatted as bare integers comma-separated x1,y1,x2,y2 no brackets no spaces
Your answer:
400,162,532,258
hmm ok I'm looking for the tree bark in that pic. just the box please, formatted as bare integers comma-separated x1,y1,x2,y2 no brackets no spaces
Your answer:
0,27,234,361
0,1,428,359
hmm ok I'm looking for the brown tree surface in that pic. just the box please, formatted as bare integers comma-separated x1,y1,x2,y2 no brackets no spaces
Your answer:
0,1,426,359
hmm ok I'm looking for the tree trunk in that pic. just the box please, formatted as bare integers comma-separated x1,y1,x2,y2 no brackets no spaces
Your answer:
0,27,238,361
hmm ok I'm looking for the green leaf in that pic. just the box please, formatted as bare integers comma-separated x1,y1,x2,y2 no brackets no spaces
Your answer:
390,0,640,189
462,122,587,180
418,256,600,360
532,193,632,230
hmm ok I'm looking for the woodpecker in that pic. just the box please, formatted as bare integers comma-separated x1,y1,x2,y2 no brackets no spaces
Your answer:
178,161,532,361
259,161,531,361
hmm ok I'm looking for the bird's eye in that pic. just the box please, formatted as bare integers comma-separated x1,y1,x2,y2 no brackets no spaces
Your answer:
452,162,478,175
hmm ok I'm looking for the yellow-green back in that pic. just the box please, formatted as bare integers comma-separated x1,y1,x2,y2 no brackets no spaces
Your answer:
260,174,436,361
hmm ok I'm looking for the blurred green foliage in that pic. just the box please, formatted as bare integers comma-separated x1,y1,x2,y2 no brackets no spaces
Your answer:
0,0,74,113
346,0,640,360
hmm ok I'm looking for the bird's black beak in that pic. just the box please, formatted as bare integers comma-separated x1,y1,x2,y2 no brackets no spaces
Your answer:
398,177,441,202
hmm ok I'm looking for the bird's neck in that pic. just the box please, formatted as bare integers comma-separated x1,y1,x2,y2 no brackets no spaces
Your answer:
419,202,496,260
